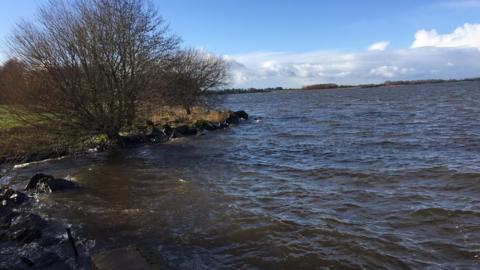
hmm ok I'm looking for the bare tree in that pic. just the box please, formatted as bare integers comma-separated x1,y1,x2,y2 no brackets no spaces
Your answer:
160,49,228,114
9,0,180,141
0,59,28,105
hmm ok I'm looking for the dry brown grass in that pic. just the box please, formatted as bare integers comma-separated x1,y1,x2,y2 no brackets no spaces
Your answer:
148,106,230,125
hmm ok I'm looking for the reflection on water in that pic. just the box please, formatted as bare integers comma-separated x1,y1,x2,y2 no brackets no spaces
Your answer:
13,81,480,269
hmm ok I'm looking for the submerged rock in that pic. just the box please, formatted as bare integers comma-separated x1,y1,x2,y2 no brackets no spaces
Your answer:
24,174,79,193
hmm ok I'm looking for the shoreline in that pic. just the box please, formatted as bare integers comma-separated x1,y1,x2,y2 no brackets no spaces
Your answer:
0,110,249,169
0,110,249,269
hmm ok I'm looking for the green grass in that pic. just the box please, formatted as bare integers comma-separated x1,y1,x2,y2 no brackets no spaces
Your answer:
0,105,49,130
0,106,25,130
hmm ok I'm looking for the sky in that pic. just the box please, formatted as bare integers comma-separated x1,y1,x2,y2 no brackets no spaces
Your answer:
1,0,480,88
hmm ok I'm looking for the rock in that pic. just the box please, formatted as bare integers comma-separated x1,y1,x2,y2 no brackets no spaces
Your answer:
12,226,42,244
145,125,167,143
120,134,146,145
1,186,28,207
163,124,174,137
235,110,249,120
10,213,46,244
173,125,198,137
225,113,240,125
19,243,66,269
220,121,230,128
0,210,19,230
225,110,249,125
24,174,79,193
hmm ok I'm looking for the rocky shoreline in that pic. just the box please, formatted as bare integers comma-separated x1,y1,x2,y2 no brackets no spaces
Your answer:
119,110,249,146
0,110,249,269
1,110,249,167
0,178,90,269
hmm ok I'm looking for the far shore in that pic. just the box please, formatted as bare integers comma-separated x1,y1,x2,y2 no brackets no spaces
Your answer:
213,77,480,95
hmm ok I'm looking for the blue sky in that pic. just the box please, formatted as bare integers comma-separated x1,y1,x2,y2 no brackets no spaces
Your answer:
1,0,480,87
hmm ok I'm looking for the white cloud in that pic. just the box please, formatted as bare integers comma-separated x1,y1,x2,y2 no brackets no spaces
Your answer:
368,41,390,51
369,65,411,78
225,23,480,88
412,23,480,48
228,46,480,88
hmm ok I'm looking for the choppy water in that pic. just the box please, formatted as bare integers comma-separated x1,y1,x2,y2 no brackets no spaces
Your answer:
9,81,480,269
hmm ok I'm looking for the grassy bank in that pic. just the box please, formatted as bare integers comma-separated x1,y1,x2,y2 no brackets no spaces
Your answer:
0,106,25,130
0,105,231,164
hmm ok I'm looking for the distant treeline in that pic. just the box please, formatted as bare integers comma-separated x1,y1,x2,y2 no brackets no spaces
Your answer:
210,77,480,95
301,78,480,90
206,87,291,95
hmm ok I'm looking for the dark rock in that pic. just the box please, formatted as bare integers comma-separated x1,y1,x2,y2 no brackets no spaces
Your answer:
20,256,35,267
235,110,249,120
145,125,167,143
0,210,19,229
24,174,79,193
225,113,240,125
173,125,198,137
12,227,42,243
195,120,222,131
225,110,249,125
1,186,28,206
220,121,230,128
19,244,63,269
10,213,46,244
121,134,146,145
163,125,174,137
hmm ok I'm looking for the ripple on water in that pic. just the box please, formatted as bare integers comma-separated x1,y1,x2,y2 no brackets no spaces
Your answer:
11,81,480,269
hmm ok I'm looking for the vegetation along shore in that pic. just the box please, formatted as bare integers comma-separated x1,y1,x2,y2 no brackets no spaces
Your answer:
0,0,249,268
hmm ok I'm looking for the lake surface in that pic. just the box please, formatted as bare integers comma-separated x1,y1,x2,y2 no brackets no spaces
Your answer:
9,81,480,269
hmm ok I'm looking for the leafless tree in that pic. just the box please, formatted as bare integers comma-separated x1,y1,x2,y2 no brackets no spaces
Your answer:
9,0,180,141
0,59,28,104
160,49,228,114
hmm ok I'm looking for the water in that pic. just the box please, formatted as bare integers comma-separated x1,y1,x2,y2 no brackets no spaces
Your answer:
9,81,480,269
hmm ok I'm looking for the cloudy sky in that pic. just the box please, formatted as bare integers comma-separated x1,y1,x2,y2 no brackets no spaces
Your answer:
1,0,480,88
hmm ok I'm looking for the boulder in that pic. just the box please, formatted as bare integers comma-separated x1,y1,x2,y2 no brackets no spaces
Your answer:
172,125,198,137
225,110,249,125
225,113,240,125
120,134,146,145
1,186,28,207
163,124,174,137
10,213,46,244
145,125,167,143
235,110,249,120
24,174,79,193
196,120,224,131
19,244,65,269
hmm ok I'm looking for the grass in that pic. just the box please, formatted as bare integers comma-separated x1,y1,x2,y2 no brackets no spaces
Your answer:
0,106,26,130
0,106,77,163
148,106,230,126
